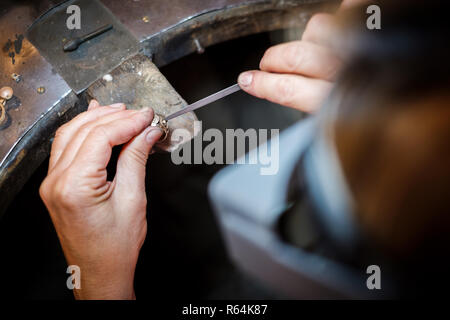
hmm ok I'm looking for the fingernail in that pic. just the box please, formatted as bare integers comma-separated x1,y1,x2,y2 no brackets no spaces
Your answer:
146,127,163,143
140,107,151,113
238,72,253,87
110,103,125,108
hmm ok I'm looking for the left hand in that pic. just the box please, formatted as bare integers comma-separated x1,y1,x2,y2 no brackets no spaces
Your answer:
237,0,366,112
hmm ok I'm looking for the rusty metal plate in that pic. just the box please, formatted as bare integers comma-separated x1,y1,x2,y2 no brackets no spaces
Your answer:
0,4,72,167
27,0,140,94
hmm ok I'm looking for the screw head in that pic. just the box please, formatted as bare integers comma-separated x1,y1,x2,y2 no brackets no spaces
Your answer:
37,86,46,94
0,86,13,100
11,73,22,83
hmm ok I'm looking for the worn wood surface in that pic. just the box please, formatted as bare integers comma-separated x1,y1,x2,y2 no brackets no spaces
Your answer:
87,54,197,152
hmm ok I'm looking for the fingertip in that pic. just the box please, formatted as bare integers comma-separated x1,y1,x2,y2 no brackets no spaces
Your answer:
238,72,254,89
148,107,155,118
259,57,267,71
259,47,273,71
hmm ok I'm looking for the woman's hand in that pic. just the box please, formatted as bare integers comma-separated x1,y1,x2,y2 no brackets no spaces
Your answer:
238,0,365,112
40,100,162,300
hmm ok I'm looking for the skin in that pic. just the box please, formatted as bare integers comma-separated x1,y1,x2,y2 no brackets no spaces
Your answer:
40,0,365,300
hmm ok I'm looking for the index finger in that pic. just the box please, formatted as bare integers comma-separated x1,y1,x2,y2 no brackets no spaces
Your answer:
49,101,126,172
260,41,342,81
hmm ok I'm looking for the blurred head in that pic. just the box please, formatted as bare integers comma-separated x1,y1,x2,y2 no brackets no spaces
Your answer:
323,0,450,259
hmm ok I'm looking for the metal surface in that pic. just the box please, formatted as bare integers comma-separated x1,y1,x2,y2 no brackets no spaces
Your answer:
100,0,253,41
27,0,140,94
165,84,241,120
0,0,339,217
0,36,73,164
0,3,73,166
86,54,198,153
150,114,169,142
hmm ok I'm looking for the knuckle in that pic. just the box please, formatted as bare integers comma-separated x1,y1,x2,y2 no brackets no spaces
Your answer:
118,118,140,138
310,13,327,28
40,171,77,210
54,124,68,139
39,178,51,201
276,77,296,105
148,107,155,119
128,116,148,135
127,147,148,165
263,47,273,58
284,42,305,72
131,116,145,130
53,172,77,207
251,73,264,96
135,109,154,127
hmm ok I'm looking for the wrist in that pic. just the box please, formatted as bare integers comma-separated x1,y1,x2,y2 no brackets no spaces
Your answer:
65,251,139,300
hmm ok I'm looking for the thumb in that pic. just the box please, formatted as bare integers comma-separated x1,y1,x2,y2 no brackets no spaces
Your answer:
115,126,163,196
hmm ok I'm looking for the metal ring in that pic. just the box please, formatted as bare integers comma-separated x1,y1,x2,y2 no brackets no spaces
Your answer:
150,114,169,142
